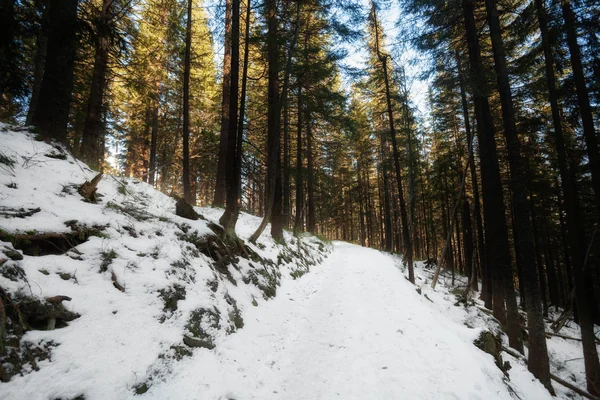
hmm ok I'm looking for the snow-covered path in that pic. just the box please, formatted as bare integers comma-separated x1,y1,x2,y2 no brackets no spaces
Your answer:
147,242,549,400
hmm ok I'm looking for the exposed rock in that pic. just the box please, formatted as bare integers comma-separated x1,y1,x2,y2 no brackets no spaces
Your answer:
474,330,503,370
175,199,200,221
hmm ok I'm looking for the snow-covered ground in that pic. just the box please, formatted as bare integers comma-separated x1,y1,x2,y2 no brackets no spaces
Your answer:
0,125,596,399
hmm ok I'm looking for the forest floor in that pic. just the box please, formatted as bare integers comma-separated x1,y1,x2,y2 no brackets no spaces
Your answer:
0,124,595,400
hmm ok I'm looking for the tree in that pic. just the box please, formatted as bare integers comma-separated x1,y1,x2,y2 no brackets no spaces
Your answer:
484,0,552,388
31,0,79,142
214,0,232,207
370,1,414,283
80,0,116,170
460,0,522,352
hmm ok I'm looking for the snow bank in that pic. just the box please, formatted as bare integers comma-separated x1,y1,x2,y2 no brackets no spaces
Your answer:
0,124,329,399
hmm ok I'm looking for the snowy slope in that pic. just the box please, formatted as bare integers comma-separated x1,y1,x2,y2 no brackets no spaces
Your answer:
0,125,595,400
0,125,328,399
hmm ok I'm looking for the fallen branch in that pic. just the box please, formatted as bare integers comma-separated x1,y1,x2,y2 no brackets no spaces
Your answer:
111,271,125,292
0,206,41,218
45,295,72,304
501,345,599,400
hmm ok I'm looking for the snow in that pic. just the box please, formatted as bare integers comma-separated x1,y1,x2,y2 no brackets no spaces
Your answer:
0,124,595,399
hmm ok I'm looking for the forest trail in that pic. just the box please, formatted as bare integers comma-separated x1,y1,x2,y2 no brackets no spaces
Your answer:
147,242,542,400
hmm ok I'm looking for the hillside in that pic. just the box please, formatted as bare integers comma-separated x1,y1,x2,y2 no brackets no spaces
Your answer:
0,125,595,399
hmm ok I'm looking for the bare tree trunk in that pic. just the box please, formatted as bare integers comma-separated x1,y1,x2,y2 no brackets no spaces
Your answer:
462,0,522,353
148,92,159,186
26,0,49,126
283,91,290,229
485,0,551,385
294,85,304,235
81,0,113,170
219,0,240,232
250,0,301,242
538,0,600,393
182,0,194,204
372,2,413,282
31,0,78,143
561,0,600,209
306,113,316,233
214,0,232,207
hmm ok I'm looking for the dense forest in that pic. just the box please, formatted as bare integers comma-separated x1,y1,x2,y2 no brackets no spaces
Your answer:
1,0,599,396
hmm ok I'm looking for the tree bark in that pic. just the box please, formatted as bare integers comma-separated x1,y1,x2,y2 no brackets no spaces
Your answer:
148,92,159,186
461,0,522,353
219,0,240,232
456,52,484,296
214,0,232,207
560,0,600,209
306,112,316,233
81,0,113,170
538,0,600,394
372,3,414,283
294,85,304,235
26,0,49,126
250,0,301,242
182,0,194,204
31,0,78,143
484,0,551,386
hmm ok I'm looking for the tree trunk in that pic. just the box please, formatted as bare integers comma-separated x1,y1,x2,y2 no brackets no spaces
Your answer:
148,92,159,186
31,0,78,143
80,0,113,170
561,0,600,209
214,0,232,207
250,0,301,242
538,0,600,393
26,0,49,126
456,52,484,296
182,0,194,205
372,3,414,282
283,91,290,229
306,112,316,233
219,0,240,232
462,0,522,353
294,85,304,235
485,0,550,382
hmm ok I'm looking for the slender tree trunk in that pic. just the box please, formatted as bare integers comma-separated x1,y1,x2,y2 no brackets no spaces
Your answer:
223,0,250,227
182,0,194,204
148,92,159,186
456,52,485,297
372,3,414,282
306,112,316,233
214,0,232,207
0,0,17,111
251,0,301,242
249,0,280,241
31,0,78,143
294,86,304,235
81,0,113,170
283,91,290,229
462,0,522,352
538,0,600,393
219,0,240,232
26,0,49,126
462,198,475,287
381,146,393,252
485,0,550,378
561,0,600,209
